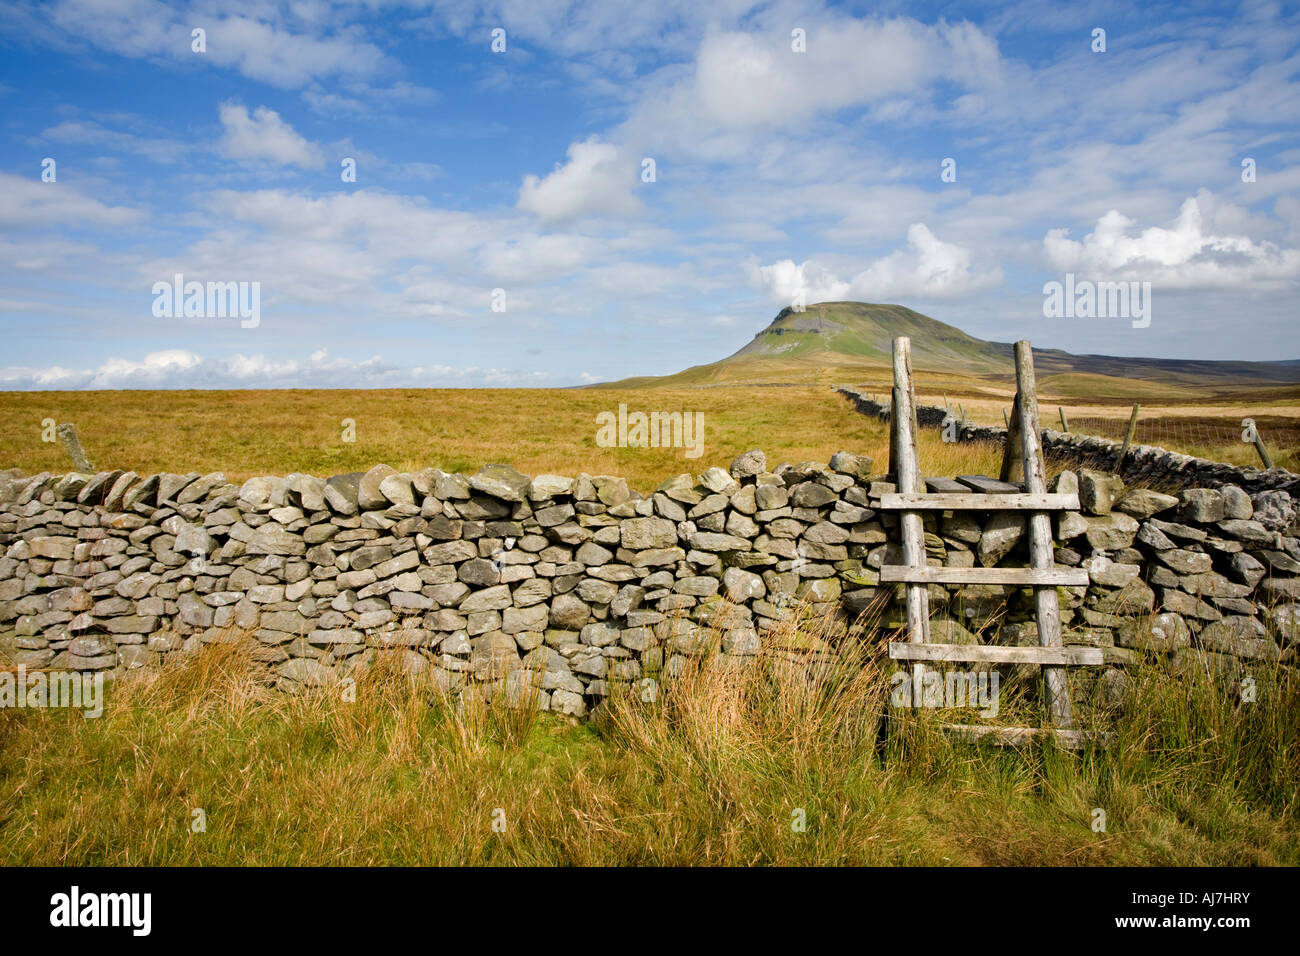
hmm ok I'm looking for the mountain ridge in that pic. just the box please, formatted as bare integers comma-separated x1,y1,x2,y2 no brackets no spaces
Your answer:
601,302,1300,400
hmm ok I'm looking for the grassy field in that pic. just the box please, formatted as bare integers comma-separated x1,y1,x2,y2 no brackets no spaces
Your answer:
1,615,1295,866
0,386,1005,489
3,384,1290,488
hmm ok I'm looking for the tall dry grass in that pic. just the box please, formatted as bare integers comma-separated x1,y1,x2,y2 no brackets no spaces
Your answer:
0,606,1295,866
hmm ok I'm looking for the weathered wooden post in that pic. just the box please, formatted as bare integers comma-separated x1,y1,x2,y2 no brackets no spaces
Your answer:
1059,406,1069,432
1012,341,1073,729
1116,403,1140,473
57,423,94,473
1244,419,1275,469
999,401,1024,485
891,337,930,699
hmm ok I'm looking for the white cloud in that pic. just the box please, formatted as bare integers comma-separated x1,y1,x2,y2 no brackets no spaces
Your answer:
748,224,1001,304
218,103,323,168
517,138,642,222
0,173,142,229
690,20,999,130
41,119,189,163
0,347,575,389
1044,196,1300,289
28,0,390,88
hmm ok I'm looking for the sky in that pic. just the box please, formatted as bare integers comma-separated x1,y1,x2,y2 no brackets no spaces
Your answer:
0,0,1298,389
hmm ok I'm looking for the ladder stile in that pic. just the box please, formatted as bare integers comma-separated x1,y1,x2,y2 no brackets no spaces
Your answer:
879,338,1103,747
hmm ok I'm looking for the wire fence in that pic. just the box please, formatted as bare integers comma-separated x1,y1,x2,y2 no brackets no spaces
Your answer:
1060,410,1296,473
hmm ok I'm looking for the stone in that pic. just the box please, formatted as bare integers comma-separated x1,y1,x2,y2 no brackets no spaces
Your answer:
1116,612,1189,652
729,449,766,479
790,482,836,508
1156,548,1213,575
1084,513,1139,551
324,473,363,515
1178,488,1224,523
69,634,115,658
828,450,873,480
1115,488,1178,519
1079,470,1124,515
471,631,520,677
378,473,416,507
978,512,1024,566
1265,604,1300,645
239,476,275,507
29,536,75,560
357,465,397,511
1216,519,1273,546
1199,616,1276,660
1220,485,1253,520
550,593,591,630
1227,551,1267,588
1084,554,1141,587
470,464,530,502
529,474,574,499
620,516,677,551
549,689,586,716
1251,491,1294,532
277,658,337,686
247,524,307,556
459,585,512,613
1136,521,1175,551
171,518,213,559
722,567,765,602
688,532,750,552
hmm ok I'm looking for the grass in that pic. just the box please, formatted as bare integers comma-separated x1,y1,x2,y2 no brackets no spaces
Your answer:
0,386,1007,489
1,608,1295,866
2,384,1293,491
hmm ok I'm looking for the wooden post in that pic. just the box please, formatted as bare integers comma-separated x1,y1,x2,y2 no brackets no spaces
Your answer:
1116,403,1140,473
56,423,93,473
892,337,930,699
1246,420,1275,469
1013,341,1073,729
1002,408,1009,428
1059,406,1069,432
999,400,1024,485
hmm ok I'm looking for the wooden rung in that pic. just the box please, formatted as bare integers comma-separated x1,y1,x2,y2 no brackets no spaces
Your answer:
956,475,1021,494
943,724,1112,749
888,642,1104,665
879,492,1080,512
923,477,969,493
880,565,1090,587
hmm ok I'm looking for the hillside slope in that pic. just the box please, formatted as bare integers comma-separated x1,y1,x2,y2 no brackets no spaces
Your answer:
602,302,1300,402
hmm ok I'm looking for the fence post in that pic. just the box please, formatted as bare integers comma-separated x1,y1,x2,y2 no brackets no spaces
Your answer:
1247,420,1275,469
1059,406,1069,432
1116,403,1140,473
56,423,94,473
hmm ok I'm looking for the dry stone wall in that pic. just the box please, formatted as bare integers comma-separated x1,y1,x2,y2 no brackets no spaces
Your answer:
837,386,1300,496
2,451,1297,716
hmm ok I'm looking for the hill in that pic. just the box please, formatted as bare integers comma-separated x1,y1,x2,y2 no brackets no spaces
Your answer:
602,302,1300,403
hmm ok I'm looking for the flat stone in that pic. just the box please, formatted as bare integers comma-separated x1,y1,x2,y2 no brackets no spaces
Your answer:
1115,488,1178,519
470,464,531,502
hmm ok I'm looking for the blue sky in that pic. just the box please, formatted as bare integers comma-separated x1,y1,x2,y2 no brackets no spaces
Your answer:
1,0,1298,389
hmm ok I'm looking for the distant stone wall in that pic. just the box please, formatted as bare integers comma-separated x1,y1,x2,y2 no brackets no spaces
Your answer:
2,451,1297,716
836,386,1300,496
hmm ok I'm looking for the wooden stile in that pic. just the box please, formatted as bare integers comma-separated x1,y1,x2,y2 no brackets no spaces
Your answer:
884,336,1106,747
